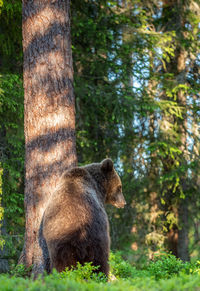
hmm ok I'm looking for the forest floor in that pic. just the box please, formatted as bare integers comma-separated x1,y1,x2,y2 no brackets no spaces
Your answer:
1,253,200,291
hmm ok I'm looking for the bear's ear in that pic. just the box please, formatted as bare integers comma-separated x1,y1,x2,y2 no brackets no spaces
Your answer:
101,158,113,173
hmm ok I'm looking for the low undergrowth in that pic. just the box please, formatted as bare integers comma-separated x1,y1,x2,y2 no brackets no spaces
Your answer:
1,253,200,291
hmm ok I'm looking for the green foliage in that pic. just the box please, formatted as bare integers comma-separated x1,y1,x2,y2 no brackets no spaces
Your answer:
0,0,22,70
0,73,24,266
109,252,137,279
146,254,189,280
72,0,130,162
60,262,107,283
0,1,3,14
0,166,5,249
1,255,200,291
10,264,32,278
109,252,200,281
143,253,200,280
0,74,24,233
0,272,199,291
0,167,4,222
1,234,24,265
0,2,24,268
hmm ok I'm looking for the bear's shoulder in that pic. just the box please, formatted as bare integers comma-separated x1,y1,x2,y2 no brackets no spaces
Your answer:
62,166,93,186
67,167,88,178
64,167,91,180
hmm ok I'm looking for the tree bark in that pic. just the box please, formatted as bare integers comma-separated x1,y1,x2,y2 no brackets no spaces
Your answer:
22,0,77,276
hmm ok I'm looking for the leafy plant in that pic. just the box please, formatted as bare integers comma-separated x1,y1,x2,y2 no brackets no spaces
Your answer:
109,252,137,279
10,264,32,278
60,262,107,283
145,253,199,280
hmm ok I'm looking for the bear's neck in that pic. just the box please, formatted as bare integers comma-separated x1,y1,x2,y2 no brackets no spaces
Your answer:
83,164,107,204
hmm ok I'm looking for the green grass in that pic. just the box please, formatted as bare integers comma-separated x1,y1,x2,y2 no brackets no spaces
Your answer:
1,253,200,291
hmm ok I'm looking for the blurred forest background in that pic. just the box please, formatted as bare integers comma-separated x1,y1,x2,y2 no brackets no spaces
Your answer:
0,0,200,272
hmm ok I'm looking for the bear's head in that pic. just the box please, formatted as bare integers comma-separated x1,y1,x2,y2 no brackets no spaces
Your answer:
101,159,126,209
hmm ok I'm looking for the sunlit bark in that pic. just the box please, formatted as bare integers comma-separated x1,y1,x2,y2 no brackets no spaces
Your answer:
22,0,77,275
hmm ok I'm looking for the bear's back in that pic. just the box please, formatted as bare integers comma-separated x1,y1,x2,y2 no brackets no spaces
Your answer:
43,167,109,248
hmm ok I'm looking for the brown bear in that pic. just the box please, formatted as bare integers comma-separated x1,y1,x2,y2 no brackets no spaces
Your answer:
42,158,126,276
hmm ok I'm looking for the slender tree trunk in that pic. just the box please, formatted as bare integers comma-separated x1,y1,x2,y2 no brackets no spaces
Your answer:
176,47,189,261
148,52,161,257
162,0,189,261
177,197,190,261
22,0,77,276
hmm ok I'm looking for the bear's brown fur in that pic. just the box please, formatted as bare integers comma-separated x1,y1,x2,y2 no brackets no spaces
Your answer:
42,158,126,276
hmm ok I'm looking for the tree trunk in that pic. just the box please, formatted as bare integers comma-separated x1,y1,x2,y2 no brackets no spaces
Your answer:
176,47,189,261
22,0,77,276
162,0,190,261
177,197,190,261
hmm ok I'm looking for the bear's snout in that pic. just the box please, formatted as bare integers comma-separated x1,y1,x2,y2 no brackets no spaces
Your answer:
114,194,126,208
